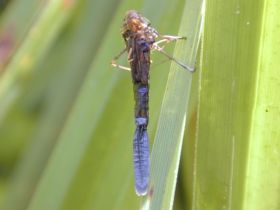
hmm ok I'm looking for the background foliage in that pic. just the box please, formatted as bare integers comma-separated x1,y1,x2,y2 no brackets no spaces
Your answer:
0,0,279,210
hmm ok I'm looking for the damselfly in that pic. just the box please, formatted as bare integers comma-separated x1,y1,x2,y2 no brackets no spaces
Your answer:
112,10,194,196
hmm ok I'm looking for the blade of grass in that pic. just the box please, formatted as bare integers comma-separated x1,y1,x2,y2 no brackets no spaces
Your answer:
146,0,203,209
187,0,274,209
243,0,280,209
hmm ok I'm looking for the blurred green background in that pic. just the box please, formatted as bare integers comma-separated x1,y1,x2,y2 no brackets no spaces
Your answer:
1,0,280,210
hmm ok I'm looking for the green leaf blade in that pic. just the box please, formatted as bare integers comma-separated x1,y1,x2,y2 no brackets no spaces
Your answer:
147,0,203,209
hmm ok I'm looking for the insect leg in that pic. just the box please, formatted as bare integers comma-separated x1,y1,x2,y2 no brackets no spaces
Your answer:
152,44,195,72
111,48,131,71
154,35,186,46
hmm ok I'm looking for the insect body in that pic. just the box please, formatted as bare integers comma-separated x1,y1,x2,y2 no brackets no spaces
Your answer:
122,10,156,196
113,10,194,196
